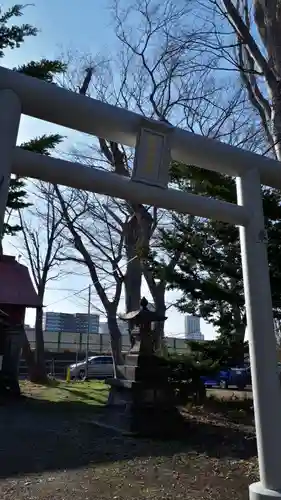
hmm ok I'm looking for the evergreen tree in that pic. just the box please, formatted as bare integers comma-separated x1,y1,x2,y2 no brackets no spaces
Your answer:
0,4,37,55
0,4,66,382
153,163,281,339
0,4,66,240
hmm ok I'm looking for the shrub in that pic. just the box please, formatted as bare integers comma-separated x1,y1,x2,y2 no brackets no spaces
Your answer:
155,353,219,405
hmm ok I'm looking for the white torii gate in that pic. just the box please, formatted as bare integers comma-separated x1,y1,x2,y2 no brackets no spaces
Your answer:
0,65,280,500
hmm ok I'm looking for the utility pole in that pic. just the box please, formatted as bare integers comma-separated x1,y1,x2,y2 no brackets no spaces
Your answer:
85,284,91,379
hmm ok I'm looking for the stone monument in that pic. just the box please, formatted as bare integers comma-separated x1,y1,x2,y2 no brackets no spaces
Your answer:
103,297,185,436
0,255,41,399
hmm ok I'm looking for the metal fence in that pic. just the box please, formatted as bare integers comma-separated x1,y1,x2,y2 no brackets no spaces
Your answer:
19,357,71,379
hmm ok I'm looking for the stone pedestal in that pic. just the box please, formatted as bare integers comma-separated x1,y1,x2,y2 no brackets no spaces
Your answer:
103,353,186,437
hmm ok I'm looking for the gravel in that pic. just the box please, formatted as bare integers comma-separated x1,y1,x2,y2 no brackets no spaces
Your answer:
0,399,258,500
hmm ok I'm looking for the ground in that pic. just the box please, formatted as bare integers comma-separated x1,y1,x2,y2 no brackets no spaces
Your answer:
0,381,257,500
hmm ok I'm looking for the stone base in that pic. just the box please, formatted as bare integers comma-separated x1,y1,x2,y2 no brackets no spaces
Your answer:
99,377,186,438
90,353,188,437
0,372,21,401
250,482,281,500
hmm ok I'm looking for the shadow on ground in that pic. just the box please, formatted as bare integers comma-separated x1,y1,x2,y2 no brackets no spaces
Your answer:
0,395,256,480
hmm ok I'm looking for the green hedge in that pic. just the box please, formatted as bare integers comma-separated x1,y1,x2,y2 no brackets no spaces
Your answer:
153,353,219,404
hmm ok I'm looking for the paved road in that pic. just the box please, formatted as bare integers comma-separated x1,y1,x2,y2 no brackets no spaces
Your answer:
208,387,252,399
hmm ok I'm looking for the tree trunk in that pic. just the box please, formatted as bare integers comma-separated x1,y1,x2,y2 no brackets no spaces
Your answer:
107,315,123,367
231,278,246,342
232,315,246,342
270,84,281,161
22,330,37,376
124,257,142,313
151,283,166,351
32,306,47,383
124,215,142,314
124,214,143,348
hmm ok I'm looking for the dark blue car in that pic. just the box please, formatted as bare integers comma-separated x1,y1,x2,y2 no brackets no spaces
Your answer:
201,366,251,390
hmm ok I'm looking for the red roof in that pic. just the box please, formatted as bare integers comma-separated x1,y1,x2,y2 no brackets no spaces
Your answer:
0,255,41,308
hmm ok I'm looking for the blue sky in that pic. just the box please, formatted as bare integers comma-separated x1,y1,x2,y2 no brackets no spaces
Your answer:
2,0,216,339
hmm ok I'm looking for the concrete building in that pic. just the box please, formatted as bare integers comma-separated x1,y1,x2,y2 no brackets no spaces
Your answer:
75,313,99,334
44,312,74,333
185,331,205,341
99,319,128,335
184,315,204,341
44,311,100,334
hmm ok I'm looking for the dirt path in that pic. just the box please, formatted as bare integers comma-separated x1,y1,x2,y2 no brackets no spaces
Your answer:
0,398,258,500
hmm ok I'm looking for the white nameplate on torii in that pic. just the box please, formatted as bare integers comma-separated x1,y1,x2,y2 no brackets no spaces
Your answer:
131,118,173,189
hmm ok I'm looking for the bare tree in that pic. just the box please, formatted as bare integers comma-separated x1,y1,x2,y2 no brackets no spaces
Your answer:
189,0,281,160
17,182,65,381
51,0,264,359
23,0,253,370
105,0,265,345
53,185,127,364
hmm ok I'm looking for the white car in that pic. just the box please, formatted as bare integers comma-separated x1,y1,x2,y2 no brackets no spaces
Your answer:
69,355,114,380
